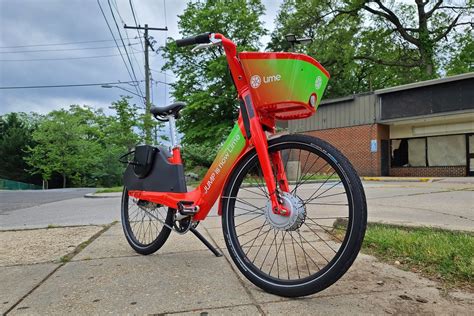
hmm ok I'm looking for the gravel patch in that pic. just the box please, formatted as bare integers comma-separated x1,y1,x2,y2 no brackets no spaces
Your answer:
0,226,102,266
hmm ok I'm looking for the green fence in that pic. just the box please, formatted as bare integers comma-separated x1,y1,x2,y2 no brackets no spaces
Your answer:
0,178,42,190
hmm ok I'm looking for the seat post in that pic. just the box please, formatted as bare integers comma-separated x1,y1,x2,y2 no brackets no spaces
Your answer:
168,115,180,148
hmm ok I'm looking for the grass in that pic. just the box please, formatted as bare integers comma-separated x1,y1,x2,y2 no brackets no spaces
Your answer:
242,173,339,186
361,223,474,289
95,186,123,193
56,222,116,264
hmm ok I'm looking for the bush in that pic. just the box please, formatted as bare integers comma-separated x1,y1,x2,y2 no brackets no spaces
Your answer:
182,143,218,168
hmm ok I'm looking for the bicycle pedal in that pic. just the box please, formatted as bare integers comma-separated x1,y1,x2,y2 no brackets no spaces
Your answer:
177,201,199,215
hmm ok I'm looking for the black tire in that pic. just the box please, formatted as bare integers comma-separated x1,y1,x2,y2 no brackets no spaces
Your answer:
221,134,367,297
121,187,173,255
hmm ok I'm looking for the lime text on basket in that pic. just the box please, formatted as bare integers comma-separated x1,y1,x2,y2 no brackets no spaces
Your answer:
263,74,281,84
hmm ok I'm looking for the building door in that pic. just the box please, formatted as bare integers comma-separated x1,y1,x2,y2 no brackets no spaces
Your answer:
468,134,474,176
381,140,390,176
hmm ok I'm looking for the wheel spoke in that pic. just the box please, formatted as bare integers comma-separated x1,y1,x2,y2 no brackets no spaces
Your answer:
301,171,337,204
282,231,290,280
251,227,273,264
124,196,170,247
259,229,278,270
306,217,345,243
304,180,343,206
302,222,338,253
235,213,265,228
237,221,270,238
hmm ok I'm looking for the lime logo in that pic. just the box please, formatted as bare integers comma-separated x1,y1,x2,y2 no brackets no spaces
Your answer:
263,74,281,83
315,76,322,90
250,75,261,88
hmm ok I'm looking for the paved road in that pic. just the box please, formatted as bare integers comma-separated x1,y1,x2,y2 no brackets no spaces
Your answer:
0,188,96,213
0,180,472,230
0,188,119,229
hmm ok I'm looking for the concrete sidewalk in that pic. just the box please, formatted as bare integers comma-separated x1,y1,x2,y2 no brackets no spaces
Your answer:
1,221,473,315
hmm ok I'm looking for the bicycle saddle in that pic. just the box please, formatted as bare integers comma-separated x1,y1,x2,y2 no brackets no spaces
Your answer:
150,102,186,118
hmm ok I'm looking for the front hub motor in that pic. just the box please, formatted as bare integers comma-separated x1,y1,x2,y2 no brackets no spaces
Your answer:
265,192,306,231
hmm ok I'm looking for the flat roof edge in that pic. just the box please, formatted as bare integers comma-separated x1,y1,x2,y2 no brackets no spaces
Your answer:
378,109,474,124
319,95,355,105
374,72,474,95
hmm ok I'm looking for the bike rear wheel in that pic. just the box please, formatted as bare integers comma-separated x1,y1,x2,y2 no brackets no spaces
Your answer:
221,134,367,297
121,187,173,255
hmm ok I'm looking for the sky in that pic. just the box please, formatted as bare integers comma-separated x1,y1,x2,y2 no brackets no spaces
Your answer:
0,0,281,115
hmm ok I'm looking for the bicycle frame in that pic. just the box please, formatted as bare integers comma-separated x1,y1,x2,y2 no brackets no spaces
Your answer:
128,33,291,221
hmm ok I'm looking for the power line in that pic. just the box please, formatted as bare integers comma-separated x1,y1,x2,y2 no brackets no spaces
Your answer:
0,80,142,90
129,0,145,51
111,0,145,82
150,68,176,78
106,0,145,102
151,78,171,86
0,51,142,62
0,38,135,49
0,43,140,54
97,0,144,105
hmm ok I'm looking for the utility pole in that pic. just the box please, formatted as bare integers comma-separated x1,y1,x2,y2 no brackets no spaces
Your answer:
124,23,167,144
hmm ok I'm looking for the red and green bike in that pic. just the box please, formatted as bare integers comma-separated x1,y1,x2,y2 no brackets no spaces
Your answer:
121,33,367,297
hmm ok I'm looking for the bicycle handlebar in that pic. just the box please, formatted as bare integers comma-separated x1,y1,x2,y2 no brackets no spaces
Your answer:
176,33,211,47
174,33,244,91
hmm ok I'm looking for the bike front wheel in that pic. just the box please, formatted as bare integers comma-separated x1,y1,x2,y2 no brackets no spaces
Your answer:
221,134,367,297
121,187,173,255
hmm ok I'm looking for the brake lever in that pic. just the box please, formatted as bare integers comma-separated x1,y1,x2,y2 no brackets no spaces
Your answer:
191,40,222,52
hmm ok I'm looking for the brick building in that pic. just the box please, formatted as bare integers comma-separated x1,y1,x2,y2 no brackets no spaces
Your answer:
287,73,474,177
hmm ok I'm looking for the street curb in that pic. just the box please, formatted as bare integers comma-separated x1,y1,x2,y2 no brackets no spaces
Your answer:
84,193,121,199
362,176,434,183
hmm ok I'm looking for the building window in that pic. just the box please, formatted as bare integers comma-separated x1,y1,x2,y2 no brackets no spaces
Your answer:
391,138,426,167
427,135,466,166
391,139,408,167
408,138,427,166
391,134,467,168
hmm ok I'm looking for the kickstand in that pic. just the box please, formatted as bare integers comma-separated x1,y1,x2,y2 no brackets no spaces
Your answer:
189,227,223,257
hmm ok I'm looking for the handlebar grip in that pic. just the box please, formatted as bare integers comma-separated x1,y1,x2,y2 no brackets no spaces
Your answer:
176,32,211,47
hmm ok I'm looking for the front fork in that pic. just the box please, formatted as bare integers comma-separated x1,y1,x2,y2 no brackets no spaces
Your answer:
243,94,290,216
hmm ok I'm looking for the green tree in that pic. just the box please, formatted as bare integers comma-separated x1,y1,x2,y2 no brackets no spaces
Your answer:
106,96,141,150
94,96,142,187
268,0,420,97
269,0,473,97
25,107,102,188
162,0,266,147
445,30,474,75
21,98,145,188
0,112,41,183
268,0,367,97
351,0,473,79
352,0,474,79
